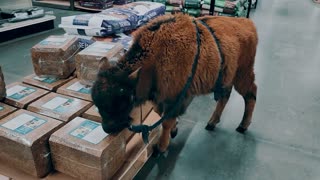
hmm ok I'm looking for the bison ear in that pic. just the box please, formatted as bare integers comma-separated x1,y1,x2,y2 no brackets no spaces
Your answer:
128,67,141,83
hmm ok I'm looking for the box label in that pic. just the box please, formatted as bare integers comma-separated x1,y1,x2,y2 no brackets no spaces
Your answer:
82,42,115,55
66,81,92,94
70,120,108,144
7,85,36,100
42,96,73,113
1,113,47,135
93,43,115,50
39,37,68,46
33,76,58,84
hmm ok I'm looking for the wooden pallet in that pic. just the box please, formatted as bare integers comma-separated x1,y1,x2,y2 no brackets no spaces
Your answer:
112,111,161,180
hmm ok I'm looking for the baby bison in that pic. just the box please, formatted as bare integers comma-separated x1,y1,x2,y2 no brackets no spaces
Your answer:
92,13,258,153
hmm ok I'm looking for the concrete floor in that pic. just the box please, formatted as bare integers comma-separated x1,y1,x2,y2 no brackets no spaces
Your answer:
1,0,320,179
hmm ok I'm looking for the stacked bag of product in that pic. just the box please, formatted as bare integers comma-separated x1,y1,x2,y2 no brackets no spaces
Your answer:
113,0,134,5
165,0,183,14
59,1,165,37
182,0,203,17
251,0,257,9
0,33,162,179
0,7,45,23
164,0,203,17
201,0,249,17
79,0,114,10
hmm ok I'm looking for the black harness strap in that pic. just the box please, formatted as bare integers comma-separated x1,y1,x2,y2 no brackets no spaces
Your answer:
129,19,202,144
197,19,225,101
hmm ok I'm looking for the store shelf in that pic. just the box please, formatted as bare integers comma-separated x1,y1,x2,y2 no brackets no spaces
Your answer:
0,0,33,10
0,15,56,43
209,0,252,18
32,0,74,10
74,2,103,12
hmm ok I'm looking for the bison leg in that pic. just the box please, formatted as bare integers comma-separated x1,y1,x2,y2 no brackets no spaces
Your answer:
155,118,177,154
170,121,178,138
234,71,257,133
206,87,232,131
168,95,193,139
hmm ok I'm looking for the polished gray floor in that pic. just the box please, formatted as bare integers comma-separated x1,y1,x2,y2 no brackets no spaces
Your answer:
1,0,320,179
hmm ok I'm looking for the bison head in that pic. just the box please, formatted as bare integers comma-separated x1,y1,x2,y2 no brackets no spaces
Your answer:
91,66,141,134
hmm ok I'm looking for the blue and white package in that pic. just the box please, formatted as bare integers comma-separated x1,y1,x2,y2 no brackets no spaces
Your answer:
59,2,165,36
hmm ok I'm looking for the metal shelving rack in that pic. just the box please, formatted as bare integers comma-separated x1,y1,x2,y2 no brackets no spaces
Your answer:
31,0,254,18
209,0,252,18
32,0,75,10
0,0,56,43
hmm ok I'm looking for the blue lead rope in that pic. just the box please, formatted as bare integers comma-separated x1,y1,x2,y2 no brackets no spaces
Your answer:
128,19,202,144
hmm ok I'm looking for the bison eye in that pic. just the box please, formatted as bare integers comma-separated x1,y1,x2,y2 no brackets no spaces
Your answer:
120,88,124,92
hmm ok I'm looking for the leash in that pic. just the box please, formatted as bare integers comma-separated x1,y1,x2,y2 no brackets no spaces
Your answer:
128,19,202,144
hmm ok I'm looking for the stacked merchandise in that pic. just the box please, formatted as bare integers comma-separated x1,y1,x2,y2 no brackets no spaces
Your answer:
153,0,167,5
0,34,162,179
165,0,183,14
74,41,125,86
0,7,44,23
79,0,114,10
201,0,249,17
113,0,134,5
93,33,133,51
164,0,203,17
182,0,203,17
251,0,257,9
59,2,166,37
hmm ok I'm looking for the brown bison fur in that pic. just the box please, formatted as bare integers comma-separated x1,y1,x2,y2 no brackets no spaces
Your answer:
92,13,258,153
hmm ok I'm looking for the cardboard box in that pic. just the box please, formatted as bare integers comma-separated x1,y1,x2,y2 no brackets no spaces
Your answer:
0,109,63,178
93,33,133,51
0,174,12,180
23,74,74,91
49,117,126,180
0,102,17,119
82,101,153,123
31,35,80,79
64,33,95,50
4,82,49,108
56,78,92,101
82,101,153,142
81,105,101,122
0,163,76,180
113,110,161,180
0,66,6,101
27,93,92,122
75,41,124,86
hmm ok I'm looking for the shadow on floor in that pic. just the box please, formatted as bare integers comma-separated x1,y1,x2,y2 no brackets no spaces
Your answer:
135,119,196,179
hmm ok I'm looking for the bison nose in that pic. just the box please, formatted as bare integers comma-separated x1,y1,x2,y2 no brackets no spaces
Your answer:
102,124,113,134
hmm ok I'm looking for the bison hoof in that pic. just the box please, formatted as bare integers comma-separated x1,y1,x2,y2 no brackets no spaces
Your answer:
205,124,215,131
152,145,165,158
170,128,178,139
236,126,247,134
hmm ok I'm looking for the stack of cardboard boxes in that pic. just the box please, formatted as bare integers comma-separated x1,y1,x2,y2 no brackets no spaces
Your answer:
0,35,161,180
